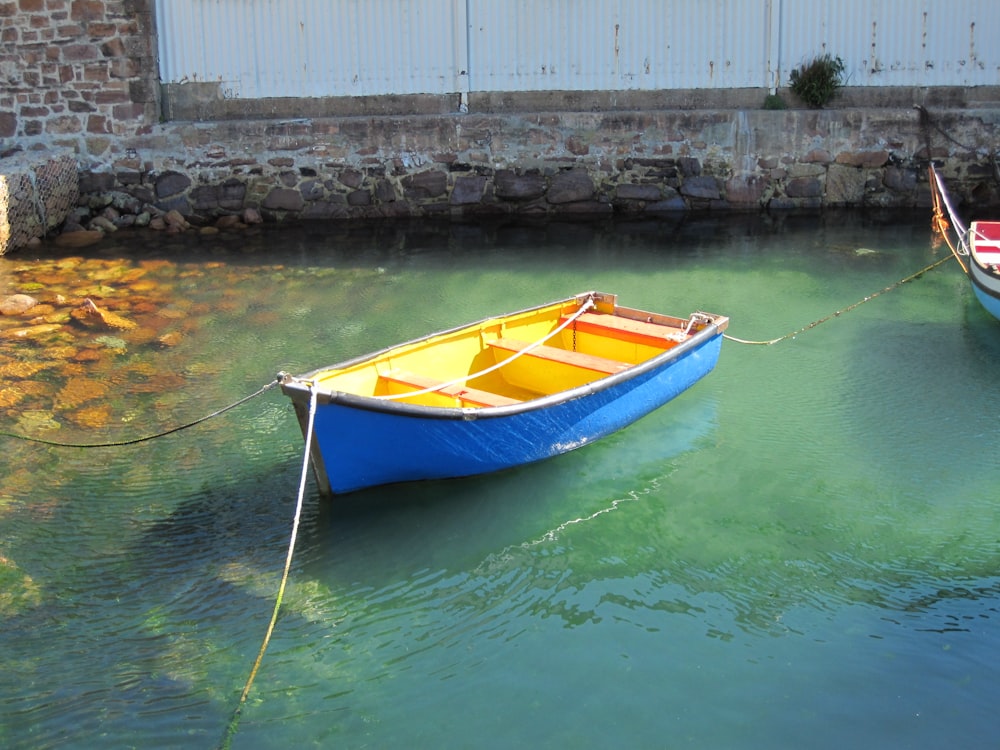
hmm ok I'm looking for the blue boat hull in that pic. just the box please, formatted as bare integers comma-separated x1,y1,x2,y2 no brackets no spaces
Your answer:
968,259,1000,322
287,328,724,495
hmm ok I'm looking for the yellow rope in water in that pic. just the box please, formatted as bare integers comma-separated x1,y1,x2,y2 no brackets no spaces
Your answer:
219,384,317,750
724,254,954,346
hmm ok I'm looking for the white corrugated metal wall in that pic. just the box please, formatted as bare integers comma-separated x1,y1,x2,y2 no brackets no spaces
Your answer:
466,0,773,91
156,0,468,98
779,0,991,87
155,0,998,99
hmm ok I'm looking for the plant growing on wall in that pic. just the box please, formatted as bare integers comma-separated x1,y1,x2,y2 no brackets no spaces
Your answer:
789,54,845,108
762,93,787,110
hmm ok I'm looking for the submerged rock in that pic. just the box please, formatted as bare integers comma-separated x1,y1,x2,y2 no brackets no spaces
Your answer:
157,331,183,347
57,376,110,408
0,323,64,341
53,229,104,248
0,555,42,617
70,298,138,331
0,294,38,316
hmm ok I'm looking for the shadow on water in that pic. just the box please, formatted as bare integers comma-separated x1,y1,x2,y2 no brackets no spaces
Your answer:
299,393,718,579
25,208,929,267
0,392,718,746
0,459,310,746
961,292,1000,362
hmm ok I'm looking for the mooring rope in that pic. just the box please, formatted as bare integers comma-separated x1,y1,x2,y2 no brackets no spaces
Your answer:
914,104,983,154
932,195,968,274
723,254,954,345
219,384,317,750
0,378,280,447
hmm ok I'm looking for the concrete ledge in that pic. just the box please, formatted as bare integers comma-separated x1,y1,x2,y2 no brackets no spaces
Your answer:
160,85,1000,121
161,83,463,121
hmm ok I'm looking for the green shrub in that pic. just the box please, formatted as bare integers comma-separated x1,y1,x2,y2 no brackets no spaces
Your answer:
789,54,845,108
762,93,787,110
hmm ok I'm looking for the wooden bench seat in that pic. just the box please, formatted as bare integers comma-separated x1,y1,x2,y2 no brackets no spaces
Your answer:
488,338,630,375
560,312,685,348
381,369,520,408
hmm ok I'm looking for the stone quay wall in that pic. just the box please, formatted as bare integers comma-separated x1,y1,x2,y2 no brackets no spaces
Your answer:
68,103,999,234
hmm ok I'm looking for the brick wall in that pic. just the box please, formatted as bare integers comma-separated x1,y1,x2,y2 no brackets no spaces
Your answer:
0,0,158,157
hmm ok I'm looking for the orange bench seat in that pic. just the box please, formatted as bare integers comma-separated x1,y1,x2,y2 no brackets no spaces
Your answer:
381,369,520,408
560,312,686,348
488,338,630,375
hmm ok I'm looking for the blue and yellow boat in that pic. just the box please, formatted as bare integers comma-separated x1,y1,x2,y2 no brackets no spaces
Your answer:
280,291,728,495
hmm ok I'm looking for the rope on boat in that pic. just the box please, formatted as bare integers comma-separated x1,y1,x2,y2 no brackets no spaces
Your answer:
723,254,954,346
929,165,969,273
375,295,598,401
219,384,317,750
0,378,280,448
929,165,1000,271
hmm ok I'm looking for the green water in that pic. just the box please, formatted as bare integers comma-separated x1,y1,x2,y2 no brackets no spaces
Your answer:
2,212,998,749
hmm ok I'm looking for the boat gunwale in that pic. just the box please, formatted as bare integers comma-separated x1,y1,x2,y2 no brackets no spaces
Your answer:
280,292,727,422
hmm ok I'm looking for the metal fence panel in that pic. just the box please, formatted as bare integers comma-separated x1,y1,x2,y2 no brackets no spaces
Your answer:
465,0,771,91
156,0,467,98
156,0,999,98
779,0,996,87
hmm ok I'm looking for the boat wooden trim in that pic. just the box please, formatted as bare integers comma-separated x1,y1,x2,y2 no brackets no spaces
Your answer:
488,338,631,375
565,311,689,348
381,368,521,408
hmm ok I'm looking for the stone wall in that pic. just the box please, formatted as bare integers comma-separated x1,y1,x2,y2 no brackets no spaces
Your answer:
68,105,1000,235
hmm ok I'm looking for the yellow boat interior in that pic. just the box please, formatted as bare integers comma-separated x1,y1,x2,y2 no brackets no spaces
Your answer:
310,293,727,409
